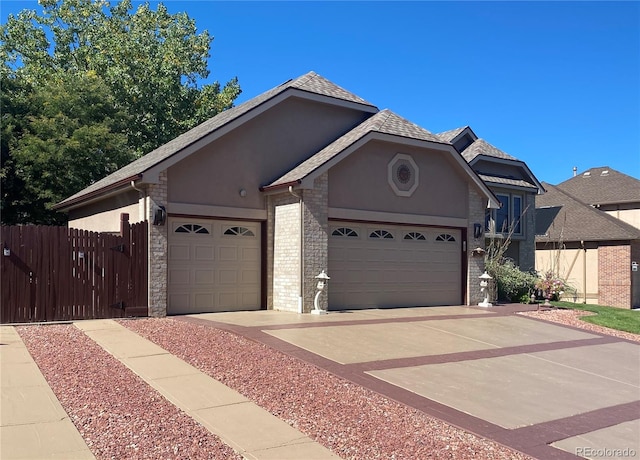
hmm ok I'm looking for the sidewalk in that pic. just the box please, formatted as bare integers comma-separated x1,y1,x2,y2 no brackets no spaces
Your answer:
1,321,338,460
1,325,95,459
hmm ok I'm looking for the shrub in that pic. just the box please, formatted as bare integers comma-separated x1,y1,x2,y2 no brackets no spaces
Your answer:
486,258,538,303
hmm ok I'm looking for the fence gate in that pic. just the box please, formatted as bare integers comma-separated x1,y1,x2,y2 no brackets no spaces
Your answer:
1,217,148,323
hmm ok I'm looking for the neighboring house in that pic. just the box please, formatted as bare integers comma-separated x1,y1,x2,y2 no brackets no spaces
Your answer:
555,166,640,230
55,71,500,316
535,179,640,309
437,126,544,271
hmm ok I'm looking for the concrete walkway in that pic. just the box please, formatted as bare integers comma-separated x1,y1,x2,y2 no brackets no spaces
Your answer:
75,320,338,460
184,305,640,460
0,326,95,460
1,321,338,460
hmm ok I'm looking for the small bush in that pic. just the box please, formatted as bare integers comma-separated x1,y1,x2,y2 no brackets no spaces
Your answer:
486,259,537,303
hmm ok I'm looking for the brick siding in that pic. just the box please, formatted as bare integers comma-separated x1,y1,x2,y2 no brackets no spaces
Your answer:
598,243,631,308
467,186,487,305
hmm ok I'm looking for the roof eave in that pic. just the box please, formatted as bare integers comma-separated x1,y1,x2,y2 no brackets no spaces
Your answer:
53,174,143,212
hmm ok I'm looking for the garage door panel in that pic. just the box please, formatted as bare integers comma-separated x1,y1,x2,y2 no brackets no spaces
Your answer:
169,245,190,261
194,245,215,261
218,269,237,284
168,218,262,314
241,247,260,262
169,269,190,285
194,269,215,285
219,246,238,262
329,222,461,310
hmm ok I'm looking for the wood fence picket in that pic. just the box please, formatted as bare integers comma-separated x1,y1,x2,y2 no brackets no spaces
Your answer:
1,217,148,323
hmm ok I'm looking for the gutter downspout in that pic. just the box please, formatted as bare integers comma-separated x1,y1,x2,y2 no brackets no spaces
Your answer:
581,240,587,304
289,186,304,313
131,180,147,222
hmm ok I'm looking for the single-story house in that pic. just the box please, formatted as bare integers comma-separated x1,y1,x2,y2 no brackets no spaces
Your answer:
535,178,640,309
437,126,544,272
56,71,501,316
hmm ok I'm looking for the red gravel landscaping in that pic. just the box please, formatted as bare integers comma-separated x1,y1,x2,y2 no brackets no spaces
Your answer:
17,324,241,460
121,318,532,460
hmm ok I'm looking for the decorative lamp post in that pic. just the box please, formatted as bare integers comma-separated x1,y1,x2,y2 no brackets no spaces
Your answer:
479,271,493,307
311,270,330,315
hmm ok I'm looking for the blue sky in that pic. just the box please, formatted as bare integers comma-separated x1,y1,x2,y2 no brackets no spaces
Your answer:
2,1,639,184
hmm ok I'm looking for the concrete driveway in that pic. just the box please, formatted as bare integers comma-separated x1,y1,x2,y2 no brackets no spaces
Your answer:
183,305,640,460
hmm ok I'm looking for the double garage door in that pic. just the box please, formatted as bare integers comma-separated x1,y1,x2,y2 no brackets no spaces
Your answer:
167,218,261,314
329,222,462,309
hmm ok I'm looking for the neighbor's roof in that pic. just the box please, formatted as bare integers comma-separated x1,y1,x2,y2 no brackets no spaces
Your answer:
263,109,449,188
56,71,377,208
556,166,640,206
535,182,640,242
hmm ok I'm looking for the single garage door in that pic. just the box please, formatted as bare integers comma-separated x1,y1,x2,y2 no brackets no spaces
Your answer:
168,218,261,314
329,222,462,309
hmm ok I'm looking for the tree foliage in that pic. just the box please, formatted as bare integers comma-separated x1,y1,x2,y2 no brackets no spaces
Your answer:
1,0,240,224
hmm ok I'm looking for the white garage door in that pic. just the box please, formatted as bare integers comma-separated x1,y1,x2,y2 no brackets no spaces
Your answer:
329,222,462,309
168,218,261,314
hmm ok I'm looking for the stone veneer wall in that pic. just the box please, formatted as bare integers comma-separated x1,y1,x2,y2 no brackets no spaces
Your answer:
467,186,487,305
301,173,329,312
267,192,300,311
147,170,168,317
598,243,632,308
272,198,302,312
266,173,329,313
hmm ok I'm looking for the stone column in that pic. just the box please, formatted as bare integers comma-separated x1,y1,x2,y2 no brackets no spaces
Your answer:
467,186,487,305
147,170,168,317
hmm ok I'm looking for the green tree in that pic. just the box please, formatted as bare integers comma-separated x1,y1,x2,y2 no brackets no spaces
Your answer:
1,0,240,223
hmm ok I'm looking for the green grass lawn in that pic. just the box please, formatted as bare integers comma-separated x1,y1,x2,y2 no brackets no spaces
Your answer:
552,301,640,335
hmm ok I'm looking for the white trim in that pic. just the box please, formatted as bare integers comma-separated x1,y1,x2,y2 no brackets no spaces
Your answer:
328,207,468,228
167,202,267,220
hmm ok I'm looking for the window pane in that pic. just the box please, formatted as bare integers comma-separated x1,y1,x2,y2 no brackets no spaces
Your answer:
496,195,510,233
513,196,522,234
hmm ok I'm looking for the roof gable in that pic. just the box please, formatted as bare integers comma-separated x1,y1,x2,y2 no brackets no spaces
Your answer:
57,71,377,209
263,109,448,188
556,166,640,206
263,109,500,209
535,182,640,242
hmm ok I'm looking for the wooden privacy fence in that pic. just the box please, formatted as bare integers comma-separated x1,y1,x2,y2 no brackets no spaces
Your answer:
1,216,148,323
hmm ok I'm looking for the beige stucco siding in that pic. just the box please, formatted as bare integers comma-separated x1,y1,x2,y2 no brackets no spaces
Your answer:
167,97,370,210
67,190,141,232
536,245,599,304
602,207,640,230
328,141,468,217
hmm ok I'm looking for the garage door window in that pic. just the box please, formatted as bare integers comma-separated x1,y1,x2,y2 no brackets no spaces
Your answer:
404,231,426,241
223,226,255,237
175,224,210,234
332,227,359,237
436,233,456,242
369,229,394,239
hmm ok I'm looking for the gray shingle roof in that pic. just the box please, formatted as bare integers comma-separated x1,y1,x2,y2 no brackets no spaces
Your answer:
264,109,449,188
535,182,640,242
57,71,376,207
556,166,640,206
461,139,517,162
436,126,468,143
478,174,537,189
